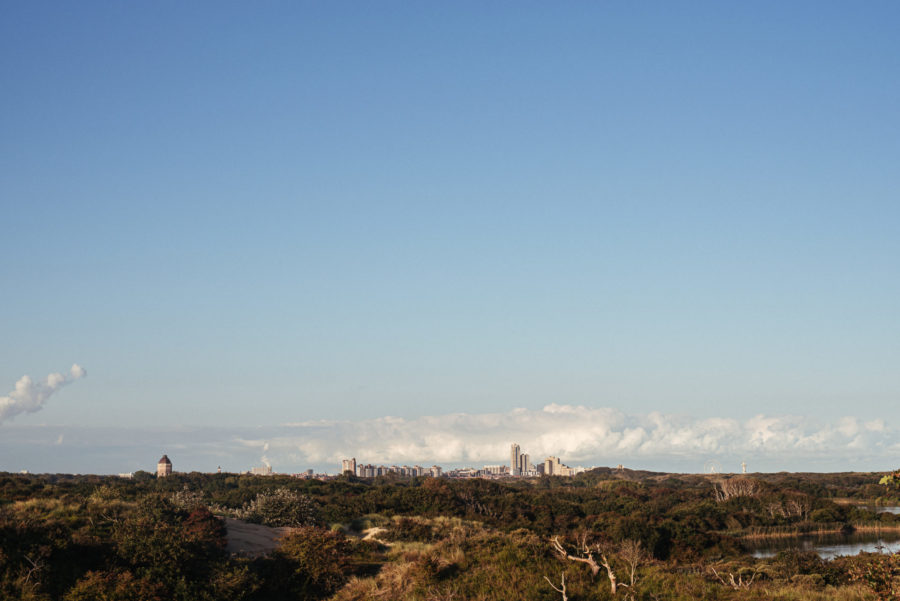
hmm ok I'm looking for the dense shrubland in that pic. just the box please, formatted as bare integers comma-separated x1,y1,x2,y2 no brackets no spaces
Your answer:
1,469,898,599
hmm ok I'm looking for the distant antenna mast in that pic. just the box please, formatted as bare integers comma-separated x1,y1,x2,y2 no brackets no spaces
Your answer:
741,461,747,474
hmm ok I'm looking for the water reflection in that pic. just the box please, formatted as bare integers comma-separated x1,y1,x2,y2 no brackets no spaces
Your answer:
839,504,900,515
748,531,900,559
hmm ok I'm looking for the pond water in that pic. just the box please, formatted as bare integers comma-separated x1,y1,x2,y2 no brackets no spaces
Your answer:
837,503,900,515
747,530,900,559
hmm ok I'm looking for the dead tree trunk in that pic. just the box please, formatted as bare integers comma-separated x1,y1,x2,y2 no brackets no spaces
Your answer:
552,536,601,576
551,535,619,594
599,553,618,594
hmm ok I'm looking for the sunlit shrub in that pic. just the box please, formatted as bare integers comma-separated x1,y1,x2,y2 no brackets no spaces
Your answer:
234,487,317,527
63,570,166,601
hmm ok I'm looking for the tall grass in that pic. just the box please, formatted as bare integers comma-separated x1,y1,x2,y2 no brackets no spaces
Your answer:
728,522,900,539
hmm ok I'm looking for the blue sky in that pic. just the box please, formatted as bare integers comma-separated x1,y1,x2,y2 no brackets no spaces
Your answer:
2,3,899,473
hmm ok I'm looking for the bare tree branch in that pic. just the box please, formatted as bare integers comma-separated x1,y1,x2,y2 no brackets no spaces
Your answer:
22,554,44,585
551,535,618,594
714,478,760,502
709,565,762,590
543,572,568,601
552,535,601,577
619,539,646,589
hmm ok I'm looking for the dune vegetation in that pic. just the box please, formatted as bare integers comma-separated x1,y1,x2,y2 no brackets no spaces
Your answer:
2,468,899,600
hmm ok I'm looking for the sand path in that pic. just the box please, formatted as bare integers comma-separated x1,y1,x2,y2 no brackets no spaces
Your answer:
224,518,292,557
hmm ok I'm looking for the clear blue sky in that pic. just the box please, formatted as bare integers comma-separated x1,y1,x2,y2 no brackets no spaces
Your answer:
2,3,899,472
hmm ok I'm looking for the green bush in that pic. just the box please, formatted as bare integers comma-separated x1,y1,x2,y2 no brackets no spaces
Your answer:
234,488,318,527
252,527,354,600
382,517,436,542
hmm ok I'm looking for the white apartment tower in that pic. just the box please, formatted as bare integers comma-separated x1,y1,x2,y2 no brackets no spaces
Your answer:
544,456,575,477
341,458,357,475
510,443,521,476
545,456,557,476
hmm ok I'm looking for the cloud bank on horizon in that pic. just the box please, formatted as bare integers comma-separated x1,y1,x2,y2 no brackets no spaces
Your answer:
3,402,896,474
248,404,895,471
0,365,86,425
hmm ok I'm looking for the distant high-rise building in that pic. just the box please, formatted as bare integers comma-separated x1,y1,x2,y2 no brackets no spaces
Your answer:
544,456,575,477
510,443,521,476
157,454,172,478
341,458,357,475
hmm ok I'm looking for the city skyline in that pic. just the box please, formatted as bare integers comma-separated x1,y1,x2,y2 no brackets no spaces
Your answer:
2,404,894,475
103,444,585,479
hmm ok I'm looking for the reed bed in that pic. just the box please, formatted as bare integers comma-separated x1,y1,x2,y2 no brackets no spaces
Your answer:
733,522,900,540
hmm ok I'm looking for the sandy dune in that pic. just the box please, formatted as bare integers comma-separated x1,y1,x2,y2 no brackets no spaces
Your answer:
224,518,292,557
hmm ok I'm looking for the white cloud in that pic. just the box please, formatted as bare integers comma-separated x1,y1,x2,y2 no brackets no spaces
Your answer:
249,404,900,470
3,403,897,475
866,419,887,433
0,364,87,425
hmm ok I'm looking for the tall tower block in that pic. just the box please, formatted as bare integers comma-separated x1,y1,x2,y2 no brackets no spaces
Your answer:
510,443,521,476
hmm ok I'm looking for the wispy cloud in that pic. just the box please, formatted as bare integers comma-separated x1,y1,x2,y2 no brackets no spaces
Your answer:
0,365,86,425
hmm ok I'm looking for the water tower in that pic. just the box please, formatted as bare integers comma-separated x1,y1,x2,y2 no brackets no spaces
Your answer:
157,454,172,477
